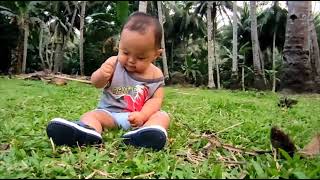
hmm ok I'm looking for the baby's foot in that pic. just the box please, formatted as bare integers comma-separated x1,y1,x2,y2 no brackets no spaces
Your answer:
122,125,167,150
46,118,102,146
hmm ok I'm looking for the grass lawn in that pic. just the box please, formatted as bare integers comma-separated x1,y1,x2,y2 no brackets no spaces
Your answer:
0,77,320,178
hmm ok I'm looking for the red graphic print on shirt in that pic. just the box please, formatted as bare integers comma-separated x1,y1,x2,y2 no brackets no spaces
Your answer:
123,85,149,112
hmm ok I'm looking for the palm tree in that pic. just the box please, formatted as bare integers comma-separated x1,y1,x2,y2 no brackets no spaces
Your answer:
309,13,320,87
250,1,266,90
280,1,314,93
231,1,238,88
207,1,216,89
157,1,169,80
82,2,129,75
161,2,206,80
79,1,86,75
271,1,280,92
43,1,80,73
0,1,42,73
139,1,148,13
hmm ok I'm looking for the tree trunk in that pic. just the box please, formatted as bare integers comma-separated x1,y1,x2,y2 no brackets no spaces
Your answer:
231,1,238,89
213,10,220,89
272,29,277,92
207,1,216,89
79,1,86,75
250,1,266,90
14,28,24,74
22,19,29,73
39,24,46,70
53,32,64,73
139,1,148,13
49,24,59,72
54,5,78,74
272,1,279,92
157,1,169,81
309,15,320,90
241,63,245,90
280,1,315,93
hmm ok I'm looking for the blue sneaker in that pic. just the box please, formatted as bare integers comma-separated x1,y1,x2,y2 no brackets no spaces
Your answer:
122,126,167,151
46,118,103,146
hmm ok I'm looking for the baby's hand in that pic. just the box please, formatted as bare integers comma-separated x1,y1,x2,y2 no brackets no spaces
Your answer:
99,59,116,80
128,112,148,128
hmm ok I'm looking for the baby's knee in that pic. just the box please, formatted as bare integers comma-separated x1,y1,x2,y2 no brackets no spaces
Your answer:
159,111,170,121
81,111,98,119
80,110,107,121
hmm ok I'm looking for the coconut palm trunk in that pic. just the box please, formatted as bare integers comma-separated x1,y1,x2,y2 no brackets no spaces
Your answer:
53,32,64,73
272,27,277,92
139,1,147,12
272,1,280,92
309,14,320,89
53,5,78,73
22,17,29,73
213,12,220,89
232,1,238,75
207,1,216,89
79,1,86,75
38,24,46,70
250,1,266,90
280,1,315,93
157,1,169,80
231,1,238,89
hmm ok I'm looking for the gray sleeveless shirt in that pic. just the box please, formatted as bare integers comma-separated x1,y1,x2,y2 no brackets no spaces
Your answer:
97,58,165,113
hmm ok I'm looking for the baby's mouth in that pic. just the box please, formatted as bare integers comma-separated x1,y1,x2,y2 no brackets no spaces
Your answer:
125,65,135,71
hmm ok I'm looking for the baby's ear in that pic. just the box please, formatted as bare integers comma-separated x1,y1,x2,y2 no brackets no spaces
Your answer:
156,49,163,58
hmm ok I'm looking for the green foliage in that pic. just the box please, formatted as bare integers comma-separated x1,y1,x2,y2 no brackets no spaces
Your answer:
0,1,317,90
115,1,129,27
177,38,208,85
263,47,283,88
0,11,19,73
1,78,320,178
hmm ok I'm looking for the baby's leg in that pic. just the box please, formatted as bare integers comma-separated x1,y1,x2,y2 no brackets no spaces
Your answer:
142,111,170,130
122,111,170,150
46,110,116,146
80,110,117,133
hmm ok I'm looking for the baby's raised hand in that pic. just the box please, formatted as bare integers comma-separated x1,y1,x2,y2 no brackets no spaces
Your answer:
128,112,147,128
99,59,116,80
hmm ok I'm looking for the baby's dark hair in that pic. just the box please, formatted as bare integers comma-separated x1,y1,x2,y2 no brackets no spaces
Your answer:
121,11,162,49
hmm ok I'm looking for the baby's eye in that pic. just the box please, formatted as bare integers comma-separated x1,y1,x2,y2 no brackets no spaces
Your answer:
123,51,128,55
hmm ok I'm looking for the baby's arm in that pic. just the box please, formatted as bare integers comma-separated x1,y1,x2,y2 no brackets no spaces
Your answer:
141,86,164,118
128,67,165,127
128,86,164,127
91,56,117,88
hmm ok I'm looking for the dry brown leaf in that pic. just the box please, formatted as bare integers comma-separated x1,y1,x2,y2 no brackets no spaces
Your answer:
133,171,155,179
49,78,68,86
300,134,320,157
0,143,10,151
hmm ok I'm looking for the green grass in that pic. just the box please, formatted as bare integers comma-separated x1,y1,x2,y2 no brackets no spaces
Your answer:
1,77,320,178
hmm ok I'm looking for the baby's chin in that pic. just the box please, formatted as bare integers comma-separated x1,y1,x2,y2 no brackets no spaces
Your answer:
124,66,136,72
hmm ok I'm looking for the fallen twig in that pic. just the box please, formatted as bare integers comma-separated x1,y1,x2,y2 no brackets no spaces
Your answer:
85,171,96,179
201,133,269,156
216,122,244,134
222,144,259,156
85,169,113,179
52,75,91,84
133,171,155,179
49,137,56,153
15,71,92,85
213,160,246,165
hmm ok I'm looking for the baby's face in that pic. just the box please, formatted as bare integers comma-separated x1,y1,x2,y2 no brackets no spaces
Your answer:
118,28,161,74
